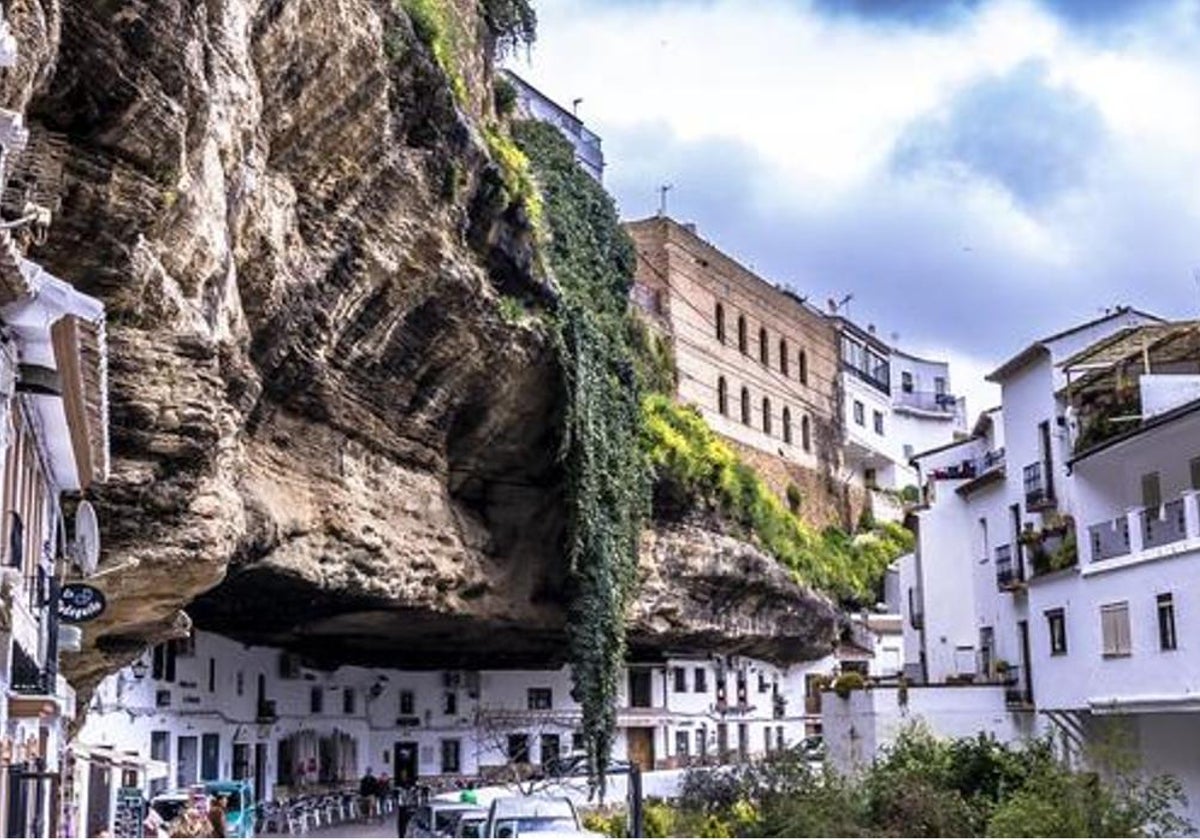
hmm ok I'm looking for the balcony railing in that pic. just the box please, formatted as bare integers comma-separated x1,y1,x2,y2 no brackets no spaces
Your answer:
1002,665,1032,706
1023,462,1054,509
995,544,1024,590
928,449,1005,482
1143,499,1187,550
1086,492,1200,564
843,361,890,395
895,389,959,414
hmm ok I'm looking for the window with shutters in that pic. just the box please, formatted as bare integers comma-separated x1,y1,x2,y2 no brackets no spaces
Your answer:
1100,602,1131,657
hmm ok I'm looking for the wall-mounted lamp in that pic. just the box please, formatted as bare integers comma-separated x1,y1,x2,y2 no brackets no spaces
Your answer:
130,659,149,680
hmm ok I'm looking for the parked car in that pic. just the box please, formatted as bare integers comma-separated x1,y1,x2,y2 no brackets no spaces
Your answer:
484,795,583,837
407,801,487,838
447,807,489,838
205,780,256,838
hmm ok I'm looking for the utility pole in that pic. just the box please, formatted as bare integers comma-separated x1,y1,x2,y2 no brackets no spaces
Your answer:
657,184,672,218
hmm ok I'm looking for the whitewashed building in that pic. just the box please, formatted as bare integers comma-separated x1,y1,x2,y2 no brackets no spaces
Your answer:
500,70,604,182
77,629,858,830
835,309,1200,823
0,9,111,838
833,317,966,522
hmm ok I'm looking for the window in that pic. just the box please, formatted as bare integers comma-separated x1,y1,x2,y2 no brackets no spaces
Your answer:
310,687,324,714
759,327,769,365
236,671,244,697
715,303,726,343
779,340,789,376
764,725,773,754
507,734,530,764
152,643,177,683
717,377,728,416
1141,472,1161,510
443,691,458,715
864,468,877,489
762,397,772,435
441,739,461,774
741,388,751,425
675,731,690,758
694,668,708,693
901,371,914,393
853,400,865,426
737,315,748,354
696,729,707,758
673,668,687,693
903,443,914,461
1191,457,1200,491
201,733,220,782
798,349,808,385
1101,602,1132,657
1158,593,1177,651
1046,608,1067,655
934,376,946,395
782,407,792,445
757,672,769,693
873,410,884,435
399,690,415,715
343,688,356,715
527,688,552,710
208,658,216,692
802,415,812,453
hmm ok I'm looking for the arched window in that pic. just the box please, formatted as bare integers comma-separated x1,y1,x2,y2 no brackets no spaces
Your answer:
779,339,789,376
715,303,726,344
799,349,808,385
738,316,748,354
802,415,812,452
740,387,751,425
759,327,769,365
782,407,792,444
717,376,728,416
762,397,772,435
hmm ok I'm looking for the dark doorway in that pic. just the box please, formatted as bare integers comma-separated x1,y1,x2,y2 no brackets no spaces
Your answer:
393,741,419,788
1018,620,1034,704
85,762,112,838
201,734,220,781
177,736,199,787
254,743,268,804
233,743,250,781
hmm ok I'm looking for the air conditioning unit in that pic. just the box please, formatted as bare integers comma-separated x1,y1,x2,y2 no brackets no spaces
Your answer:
279,653,301,680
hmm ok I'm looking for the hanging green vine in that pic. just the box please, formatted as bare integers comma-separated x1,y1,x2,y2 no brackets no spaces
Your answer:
512,121,650,798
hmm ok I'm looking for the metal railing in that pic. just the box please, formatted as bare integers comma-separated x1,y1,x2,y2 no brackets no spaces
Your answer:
1002,666,1031,706
995,544,1023,589
1143,499,1187,550
842,361,890,394
895,389,959,414
1089,515,1131,562
1023,462,1053,508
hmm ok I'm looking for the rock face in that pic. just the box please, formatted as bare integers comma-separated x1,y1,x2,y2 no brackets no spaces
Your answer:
0,0,835,693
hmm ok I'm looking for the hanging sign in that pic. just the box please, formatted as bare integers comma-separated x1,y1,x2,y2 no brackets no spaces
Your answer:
57,583,107,623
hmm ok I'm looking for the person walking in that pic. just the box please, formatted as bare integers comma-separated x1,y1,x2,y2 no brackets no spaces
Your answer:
359,768,380,822
207,795,228,838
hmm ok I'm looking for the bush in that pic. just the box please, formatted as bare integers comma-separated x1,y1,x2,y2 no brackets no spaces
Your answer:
831,671,866,699
493,76,518,117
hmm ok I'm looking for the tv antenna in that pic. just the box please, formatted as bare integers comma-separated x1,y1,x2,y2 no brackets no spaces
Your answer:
658,184,672,217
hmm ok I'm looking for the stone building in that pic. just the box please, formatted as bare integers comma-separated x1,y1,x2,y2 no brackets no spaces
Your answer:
626,215,852,527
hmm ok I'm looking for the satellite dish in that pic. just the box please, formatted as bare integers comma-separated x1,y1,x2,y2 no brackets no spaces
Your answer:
74,501,100,577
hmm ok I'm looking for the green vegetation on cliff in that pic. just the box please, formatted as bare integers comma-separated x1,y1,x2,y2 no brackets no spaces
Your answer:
642,394,913,603
513,120,650,796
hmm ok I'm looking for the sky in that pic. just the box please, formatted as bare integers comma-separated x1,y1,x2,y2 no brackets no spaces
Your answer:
506,0,1200,417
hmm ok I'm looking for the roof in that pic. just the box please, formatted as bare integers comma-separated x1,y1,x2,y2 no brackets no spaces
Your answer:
1070,395,1200,467
1058,321,1200,398
986,307,1164,383
909,433,977,465
955,466,1006,497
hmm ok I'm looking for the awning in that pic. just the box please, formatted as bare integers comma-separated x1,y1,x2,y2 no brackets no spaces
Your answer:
73,744,169,779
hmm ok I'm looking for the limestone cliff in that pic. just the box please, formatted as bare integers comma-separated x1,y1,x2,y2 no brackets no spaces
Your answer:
0,0,836,692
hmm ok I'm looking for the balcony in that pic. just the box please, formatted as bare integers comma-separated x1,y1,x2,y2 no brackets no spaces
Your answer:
1023,462,1055,509
895,389,959,415
1085,492,1200,568
842,361,890,395
995,544,1025,591
1002,665,1032,707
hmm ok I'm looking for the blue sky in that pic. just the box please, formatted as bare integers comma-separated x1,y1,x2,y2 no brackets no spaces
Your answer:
507,0,1200,415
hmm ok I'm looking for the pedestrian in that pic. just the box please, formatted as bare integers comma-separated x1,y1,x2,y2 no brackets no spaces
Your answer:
207,795,228,838
360,767,380,822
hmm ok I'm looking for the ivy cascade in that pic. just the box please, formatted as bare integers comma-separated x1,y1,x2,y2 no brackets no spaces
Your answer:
512,121,650,797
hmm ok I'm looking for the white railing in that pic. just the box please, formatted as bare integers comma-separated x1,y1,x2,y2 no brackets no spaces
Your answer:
1085,491,1200,566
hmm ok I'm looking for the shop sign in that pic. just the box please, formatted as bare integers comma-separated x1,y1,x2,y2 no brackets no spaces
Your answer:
57,583,106,623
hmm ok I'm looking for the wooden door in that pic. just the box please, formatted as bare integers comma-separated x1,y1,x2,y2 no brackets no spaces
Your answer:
626,728,655,771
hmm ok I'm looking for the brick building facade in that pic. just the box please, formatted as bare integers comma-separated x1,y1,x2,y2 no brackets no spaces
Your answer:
627,216,862,528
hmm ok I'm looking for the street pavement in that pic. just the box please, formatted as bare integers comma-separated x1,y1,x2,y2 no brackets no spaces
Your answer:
273,816,396,838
